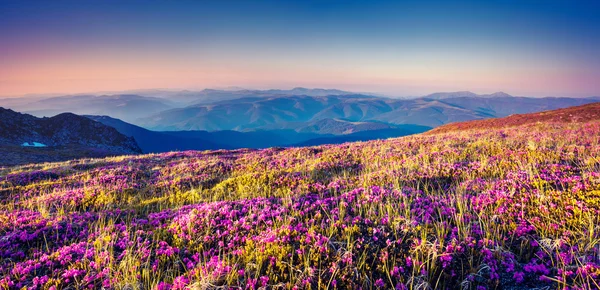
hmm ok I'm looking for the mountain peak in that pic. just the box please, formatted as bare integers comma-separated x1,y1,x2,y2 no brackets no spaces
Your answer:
485,92,513,98
423,91,478,99
0,106,18,114
422,91,515,99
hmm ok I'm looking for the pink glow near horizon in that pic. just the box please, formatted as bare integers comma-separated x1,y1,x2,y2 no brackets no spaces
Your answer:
1,51,598,98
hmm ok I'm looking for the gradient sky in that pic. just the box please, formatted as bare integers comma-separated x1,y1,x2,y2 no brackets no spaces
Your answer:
1,0,599,97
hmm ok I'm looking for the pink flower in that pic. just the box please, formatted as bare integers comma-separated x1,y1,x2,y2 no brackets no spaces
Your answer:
260,276,269,286
156,281,172,290
172,276,189,289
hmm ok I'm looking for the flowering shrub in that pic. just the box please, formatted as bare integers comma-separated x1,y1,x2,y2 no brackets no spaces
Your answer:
1,122,599,289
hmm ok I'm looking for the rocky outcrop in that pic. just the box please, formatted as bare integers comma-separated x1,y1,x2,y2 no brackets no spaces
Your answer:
0,107,141,165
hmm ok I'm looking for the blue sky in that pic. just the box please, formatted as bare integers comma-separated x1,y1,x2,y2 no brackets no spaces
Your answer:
1,0,599,97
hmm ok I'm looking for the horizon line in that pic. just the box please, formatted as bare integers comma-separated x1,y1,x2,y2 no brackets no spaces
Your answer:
2,86,599,100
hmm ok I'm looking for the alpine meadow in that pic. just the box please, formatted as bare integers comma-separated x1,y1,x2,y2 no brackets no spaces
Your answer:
1,1,600,289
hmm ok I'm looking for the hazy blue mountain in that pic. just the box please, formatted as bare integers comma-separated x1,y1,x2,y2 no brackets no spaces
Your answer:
10,95,173,121
87,115,426,153
2,94,175,123
370,98,496,127
138,94,383,131
138,92,599,131
262,87,351,97
422,91,481,99
85,115,226,153
0,88,357,123
422,91,514,100
110,87,354,107
0,96,46,108
437,96,598,117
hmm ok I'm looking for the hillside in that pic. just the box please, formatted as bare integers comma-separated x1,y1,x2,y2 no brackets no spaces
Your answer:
85,115,227,153
1,105,599,289
428,102,600,134
0,108,141,165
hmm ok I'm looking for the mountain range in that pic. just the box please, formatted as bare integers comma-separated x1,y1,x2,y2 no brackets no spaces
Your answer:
0,88,353,123
3,88,598,132
137,92,599,131
3,94,176,124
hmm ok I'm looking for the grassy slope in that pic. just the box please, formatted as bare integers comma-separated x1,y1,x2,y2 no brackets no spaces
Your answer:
427,102,600,134
0,113,599,289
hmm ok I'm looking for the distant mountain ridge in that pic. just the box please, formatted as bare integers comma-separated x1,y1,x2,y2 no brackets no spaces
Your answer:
2,88,598,135
86,115,428,153
138,92,598,131
423,91,514,99
0,88,354,121
6,94,175,123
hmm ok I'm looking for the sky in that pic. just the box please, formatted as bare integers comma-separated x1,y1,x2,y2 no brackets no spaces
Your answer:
1,0,599,98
